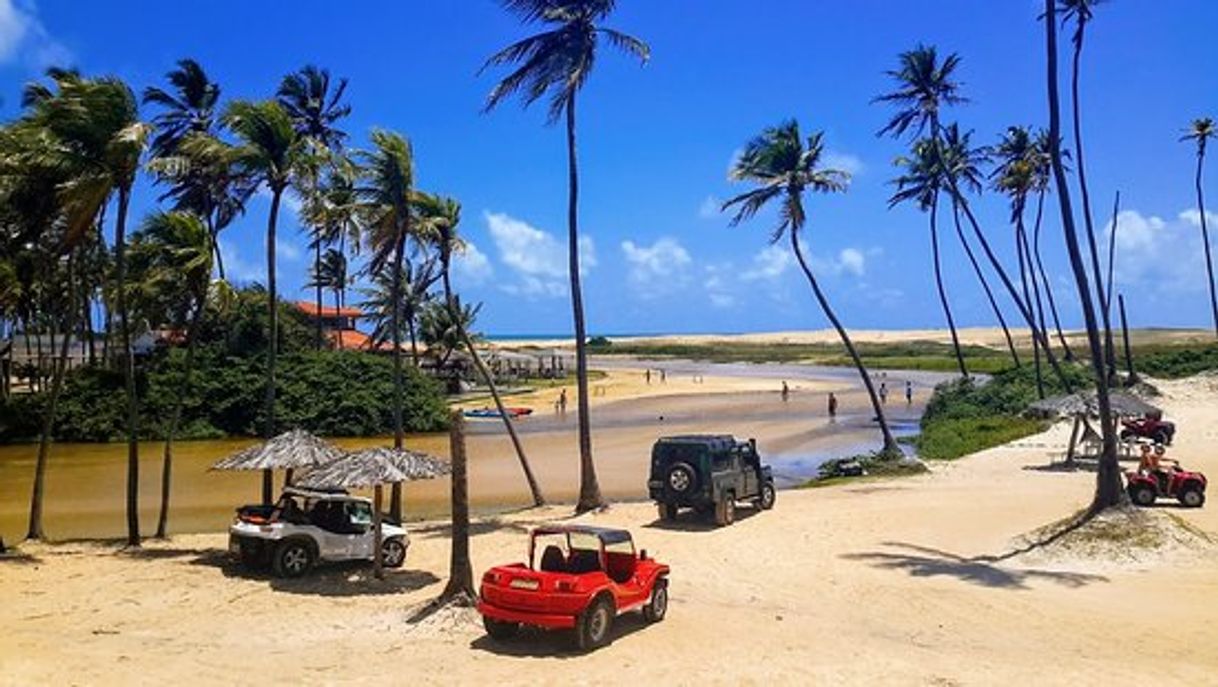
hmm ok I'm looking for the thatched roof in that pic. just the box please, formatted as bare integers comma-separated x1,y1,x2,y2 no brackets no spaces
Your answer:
1028,391,1161,418
212,429,344,472
296,447,449,490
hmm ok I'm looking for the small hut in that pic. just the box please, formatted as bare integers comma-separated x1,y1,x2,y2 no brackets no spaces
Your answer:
1028,391,1162,463
212,429,344,503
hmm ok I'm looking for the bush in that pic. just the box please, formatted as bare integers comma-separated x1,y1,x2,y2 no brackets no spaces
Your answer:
915,416,1047,461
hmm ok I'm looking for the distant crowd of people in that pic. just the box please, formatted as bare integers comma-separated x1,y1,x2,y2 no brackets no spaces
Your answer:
777,372,917,421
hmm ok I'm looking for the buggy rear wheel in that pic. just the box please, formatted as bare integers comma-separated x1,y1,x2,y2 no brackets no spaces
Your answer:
576,596,615,652
272,540,314,578
382,538,407,568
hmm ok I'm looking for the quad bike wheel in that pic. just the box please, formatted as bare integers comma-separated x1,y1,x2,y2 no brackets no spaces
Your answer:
643,579,669,623
1153,430,1171,446
1129,484,1157,507
1178,486,1205,508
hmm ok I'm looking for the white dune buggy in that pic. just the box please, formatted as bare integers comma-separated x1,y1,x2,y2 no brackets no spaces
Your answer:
228,487,409,578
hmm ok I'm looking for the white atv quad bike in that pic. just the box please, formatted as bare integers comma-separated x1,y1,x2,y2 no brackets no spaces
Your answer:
229,487,409,578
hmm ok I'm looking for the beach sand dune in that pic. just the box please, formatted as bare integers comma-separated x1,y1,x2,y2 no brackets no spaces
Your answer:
3,377,1217,684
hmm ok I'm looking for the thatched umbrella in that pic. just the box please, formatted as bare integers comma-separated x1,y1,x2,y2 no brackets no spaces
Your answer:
212,429,344,503
1028,391,1162,463
297,447,450,579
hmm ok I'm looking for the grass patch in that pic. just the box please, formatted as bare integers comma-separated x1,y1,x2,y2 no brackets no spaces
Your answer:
799,452,927,488
915,416,1048,461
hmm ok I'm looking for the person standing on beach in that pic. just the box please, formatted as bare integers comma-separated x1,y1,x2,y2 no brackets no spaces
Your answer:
558,388,568,415
905,381,913,404
660,369,666,383
645,369,651,385
879,382,888,404
781,380,790,402
828,392,838,420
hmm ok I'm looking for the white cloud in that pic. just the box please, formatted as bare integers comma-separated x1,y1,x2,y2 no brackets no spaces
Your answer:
452,241,493,285
838,247,866,276
0,1,69,68
219,241,263,283
703,264,737,309
741,245,793,281
1108,208,1208,295
822,150,865,176
1179,209,1218,230
276,237,302,262
621,238,692,298
698,195,721,220
485,211,595,298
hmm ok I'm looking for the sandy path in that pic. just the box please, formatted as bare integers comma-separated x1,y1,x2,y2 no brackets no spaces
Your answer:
3,377,1217,684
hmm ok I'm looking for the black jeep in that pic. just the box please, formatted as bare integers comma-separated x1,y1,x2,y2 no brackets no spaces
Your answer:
648,435,776,526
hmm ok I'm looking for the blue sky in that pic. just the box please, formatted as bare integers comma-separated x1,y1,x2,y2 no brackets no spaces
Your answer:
2,0,1217,335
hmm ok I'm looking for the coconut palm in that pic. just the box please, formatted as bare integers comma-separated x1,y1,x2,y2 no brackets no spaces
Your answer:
278,66,350,349
1044,0,1120,510
724,120,899,456
990,125,1046,396
143,59,220,159
23,69,151,545
889,138,967,377
1182,117,1217,336
420,193,546,506
1059,0,1116,378
223,99,306,503
306,247,348,346
482,0,649,512
127,211,213,538
876,48,1069,386
1029,129,1075,360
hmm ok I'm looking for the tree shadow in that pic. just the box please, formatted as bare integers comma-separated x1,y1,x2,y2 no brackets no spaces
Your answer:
841,542,1108,590
468,612,655,658
642,505,760,532
0,550,42,565
185,547,441,597
411,519,530,540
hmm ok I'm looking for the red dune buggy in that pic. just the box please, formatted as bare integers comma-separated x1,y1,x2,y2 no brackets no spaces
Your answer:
477,525,669,651
1125,463,1206,508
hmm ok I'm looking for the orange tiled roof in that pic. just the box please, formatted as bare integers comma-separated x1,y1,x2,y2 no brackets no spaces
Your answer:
293,300,363,319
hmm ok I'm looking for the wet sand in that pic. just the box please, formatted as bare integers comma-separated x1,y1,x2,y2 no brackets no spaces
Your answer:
0,360,937,542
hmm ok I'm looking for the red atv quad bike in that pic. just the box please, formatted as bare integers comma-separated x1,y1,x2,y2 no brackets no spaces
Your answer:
1119,415,1176,446
1125,464,1207,508
477,525,669,652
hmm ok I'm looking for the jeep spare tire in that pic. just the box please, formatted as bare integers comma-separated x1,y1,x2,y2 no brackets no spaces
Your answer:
666,462,697,495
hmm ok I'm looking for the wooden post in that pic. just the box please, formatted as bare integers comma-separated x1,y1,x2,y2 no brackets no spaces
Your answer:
373,484,384,581
1119,294,1138,385
1065,415,1081,466
441,410,475,600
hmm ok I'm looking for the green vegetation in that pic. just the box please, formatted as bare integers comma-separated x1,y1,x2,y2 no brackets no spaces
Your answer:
1130,342,1218,379
801,452,928,489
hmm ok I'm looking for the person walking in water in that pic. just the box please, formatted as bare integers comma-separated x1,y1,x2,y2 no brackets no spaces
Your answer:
905,381,913,404
781,380,790,402
879,382,888,404
827,392,838,420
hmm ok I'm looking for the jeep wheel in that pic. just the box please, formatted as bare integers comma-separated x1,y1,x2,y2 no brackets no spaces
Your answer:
666,462,697,495
657,503,678,521
1179,486,1205,508
643,579,668,623
755,482,776,511
382,538,407,568
576,596,615,652
483,616,520,641
714,495,736,527
1129,484,1157,507
272,540,314,578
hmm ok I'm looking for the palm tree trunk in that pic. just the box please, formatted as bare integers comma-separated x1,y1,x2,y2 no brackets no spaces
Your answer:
333,289,343,350
262,189,283,505
930,193,967,378
1119,294,1138,384
440,409,475,601
115,186,142,546
1017,219,1045,398
206,211,225,282
390,217,408,522
372,484,384,580
951,189,1020,368
790,229,899,455
566,96,603,512
407,316,420,368
1071,21,1118,381
1195,146,1218,336
314,239,324,350
1046,0,1121,511
155,290,206,539
1032,190,1074,360
27,252,77,541
441,256,544,506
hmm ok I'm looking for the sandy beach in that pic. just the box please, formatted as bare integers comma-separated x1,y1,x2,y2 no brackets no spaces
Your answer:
3,373,1217,685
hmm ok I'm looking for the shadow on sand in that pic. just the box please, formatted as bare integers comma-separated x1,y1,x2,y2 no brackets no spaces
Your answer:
411,518,530,540
642,505,761,532
841,541,1108,590
469,612,655,658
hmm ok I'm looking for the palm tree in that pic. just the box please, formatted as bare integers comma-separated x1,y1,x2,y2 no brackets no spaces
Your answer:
420,193,546,506
23,69,151,545
143,59,220,158
1044,0,1120,510
724,120,899,456
440,409,475,601
224,100,305,503
876,48,1069,387
307,247,348,347
355,130,419,519
889,138,968,377
482,0,649,512
128,211,213,538
991,125,1046,396
1182,117,1217,336
361,263,435,364
1030,129,1075,360
1059,0,1116,378
277,66,350,350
